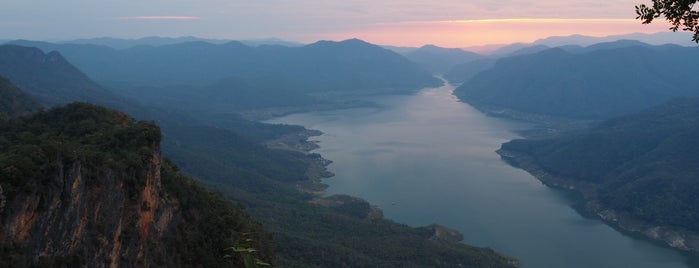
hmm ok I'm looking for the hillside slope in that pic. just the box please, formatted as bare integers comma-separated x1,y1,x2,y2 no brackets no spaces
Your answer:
404,45,483,75
454,44,699,120
499,97,699,251
9,39,441,112
0,45,123,107
0,76,42,118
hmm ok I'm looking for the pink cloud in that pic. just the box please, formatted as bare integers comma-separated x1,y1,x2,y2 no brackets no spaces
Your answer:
118,16,200,20
303,18,672,47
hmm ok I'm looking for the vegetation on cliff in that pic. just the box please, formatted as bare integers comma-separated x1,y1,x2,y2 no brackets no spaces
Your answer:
0,103,271,267
0,45,518,267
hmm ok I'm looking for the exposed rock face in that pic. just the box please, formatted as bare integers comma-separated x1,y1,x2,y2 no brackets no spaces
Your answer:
1,141,176,267
0,103,272,267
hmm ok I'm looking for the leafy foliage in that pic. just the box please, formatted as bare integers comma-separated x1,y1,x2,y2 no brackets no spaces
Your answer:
636,0,699,42
0,103,273,267
160,159,274,267
0,102,160,199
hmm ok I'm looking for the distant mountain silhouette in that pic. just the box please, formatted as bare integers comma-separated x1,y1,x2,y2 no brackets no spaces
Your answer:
10,38,440,95
403,45,483,74
443,58,497,85
0,45,122,107
444,45,549,85
500,97,699,251
454,42,699,119
532,32,697,47
63,36,303,49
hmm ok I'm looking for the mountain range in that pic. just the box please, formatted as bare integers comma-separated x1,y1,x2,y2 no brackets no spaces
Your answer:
0,41,517,267
402,44,483,75
453,42,699,120
59,36,303,49
8,38,440,113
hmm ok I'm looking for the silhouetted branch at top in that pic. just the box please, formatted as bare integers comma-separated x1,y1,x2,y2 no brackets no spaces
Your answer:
636,0,699,42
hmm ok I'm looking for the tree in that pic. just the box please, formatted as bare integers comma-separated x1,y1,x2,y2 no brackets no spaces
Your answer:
636,0,699,42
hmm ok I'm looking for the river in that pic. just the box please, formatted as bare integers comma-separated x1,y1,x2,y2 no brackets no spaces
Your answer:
267,83,693,268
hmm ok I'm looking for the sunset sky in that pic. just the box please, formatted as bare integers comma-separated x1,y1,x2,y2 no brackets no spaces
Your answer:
1,0,674,47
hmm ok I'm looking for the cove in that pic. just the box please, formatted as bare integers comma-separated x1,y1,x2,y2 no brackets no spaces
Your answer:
267,83,692,268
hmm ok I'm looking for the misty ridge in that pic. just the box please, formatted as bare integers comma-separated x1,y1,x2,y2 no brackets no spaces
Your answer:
2,28,699,267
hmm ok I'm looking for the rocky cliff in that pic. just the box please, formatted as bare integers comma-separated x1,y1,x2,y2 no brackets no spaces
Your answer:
0,103,272,267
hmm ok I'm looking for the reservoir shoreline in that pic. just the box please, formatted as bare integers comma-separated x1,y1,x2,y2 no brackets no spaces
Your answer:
267,83,692,268
498,148,699,258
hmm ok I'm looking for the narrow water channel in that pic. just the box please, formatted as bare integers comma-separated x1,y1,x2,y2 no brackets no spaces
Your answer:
268,84,691,268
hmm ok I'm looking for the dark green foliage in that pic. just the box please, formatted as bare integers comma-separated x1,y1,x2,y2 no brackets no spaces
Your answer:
248,199,514,268
0,102,160,199
0,77,42,118
202,113,305,142
161,124,310,192
501,97,699,231
636,0,699,42
0,103,272,267
160,158,273,267
455,44,699,119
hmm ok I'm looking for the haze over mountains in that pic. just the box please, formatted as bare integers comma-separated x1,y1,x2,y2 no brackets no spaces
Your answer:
0,45,122,107
2,30,699,266
8,38,440,113
0,38,519,267
454,41,699,120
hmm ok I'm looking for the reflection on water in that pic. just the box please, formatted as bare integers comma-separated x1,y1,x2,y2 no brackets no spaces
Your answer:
268,84,691,268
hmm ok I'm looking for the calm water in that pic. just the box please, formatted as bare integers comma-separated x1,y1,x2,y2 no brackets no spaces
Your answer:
268,84,693,268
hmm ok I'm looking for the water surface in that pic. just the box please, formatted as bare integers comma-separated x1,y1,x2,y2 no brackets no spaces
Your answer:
268,84,691,268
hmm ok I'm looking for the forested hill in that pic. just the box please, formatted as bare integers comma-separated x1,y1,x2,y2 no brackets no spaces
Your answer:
0,102,272,267
454,43,699,120
499,97,699,251
0,76,42,118
9,38,441,93
0,45,124,107
7,39,440,112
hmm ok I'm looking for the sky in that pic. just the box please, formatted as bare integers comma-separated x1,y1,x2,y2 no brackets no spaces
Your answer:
0,0,675,47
